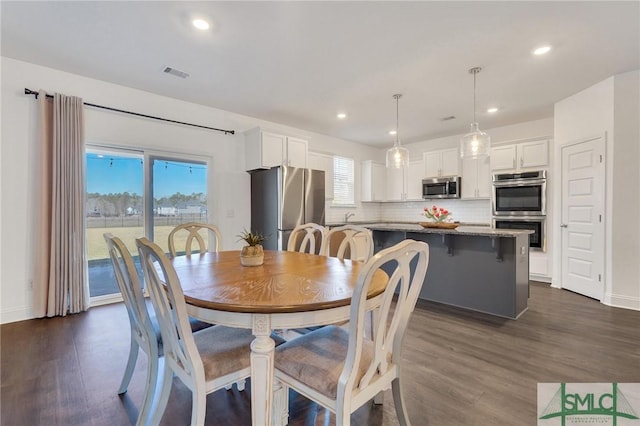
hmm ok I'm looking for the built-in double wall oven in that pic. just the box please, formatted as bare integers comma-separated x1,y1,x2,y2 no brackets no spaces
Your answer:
492,170,547,251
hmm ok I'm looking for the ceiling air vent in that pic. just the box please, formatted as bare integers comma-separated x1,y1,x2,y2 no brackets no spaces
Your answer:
441,115,456,121
163,66,189,79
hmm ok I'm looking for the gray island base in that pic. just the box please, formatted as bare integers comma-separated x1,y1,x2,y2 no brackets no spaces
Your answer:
368,224,532,319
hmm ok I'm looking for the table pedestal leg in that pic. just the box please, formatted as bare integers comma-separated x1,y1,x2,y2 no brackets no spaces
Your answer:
251,314,275,426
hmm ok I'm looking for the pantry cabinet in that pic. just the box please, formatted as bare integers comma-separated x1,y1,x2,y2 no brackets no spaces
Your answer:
407,159,424,200
245,128,308,171
461,155,491,199
491,139,549,171
385,166,407,201
307,151,334,200
361,160,387,202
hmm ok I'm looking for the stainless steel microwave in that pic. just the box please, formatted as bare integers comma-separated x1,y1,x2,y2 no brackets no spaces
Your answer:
422,176,461,199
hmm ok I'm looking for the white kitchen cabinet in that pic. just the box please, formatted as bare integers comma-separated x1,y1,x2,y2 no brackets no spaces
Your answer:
461,155,491,199
307,152,334,200
423,148,459,178
245,127,308,171
361,160,386,202
385,166,407,201
491,139,549,171
407,159,424,200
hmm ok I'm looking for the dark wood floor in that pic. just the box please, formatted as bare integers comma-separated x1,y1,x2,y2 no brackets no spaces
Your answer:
2,282,639,425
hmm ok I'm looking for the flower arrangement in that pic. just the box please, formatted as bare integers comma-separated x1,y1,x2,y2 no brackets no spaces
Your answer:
423,205,452,223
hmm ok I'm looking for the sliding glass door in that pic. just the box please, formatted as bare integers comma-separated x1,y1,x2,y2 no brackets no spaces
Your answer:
86,149,144,298
86,147,209,302
150,157,208,254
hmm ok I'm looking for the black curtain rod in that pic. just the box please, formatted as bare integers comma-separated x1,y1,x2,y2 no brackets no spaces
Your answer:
23,88,235,135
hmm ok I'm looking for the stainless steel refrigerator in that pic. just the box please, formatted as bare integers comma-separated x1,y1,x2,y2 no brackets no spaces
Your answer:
250,166,325,250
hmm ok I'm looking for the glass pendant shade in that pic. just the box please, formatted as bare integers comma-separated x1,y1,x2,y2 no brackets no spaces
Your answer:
460,67,490,159
460,122,490,158
386,145,409,169
386,93,409,169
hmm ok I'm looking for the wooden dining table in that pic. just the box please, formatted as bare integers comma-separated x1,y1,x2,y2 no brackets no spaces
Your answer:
169,249,388,426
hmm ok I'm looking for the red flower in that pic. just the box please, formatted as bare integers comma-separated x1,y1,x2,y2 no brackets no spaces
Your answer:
424,207,428,211
442,209,448,214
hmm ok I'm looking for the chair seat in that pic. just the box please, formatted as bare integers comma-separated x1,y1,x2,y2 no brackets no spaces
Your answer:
193,326,254,380
275,325,373,399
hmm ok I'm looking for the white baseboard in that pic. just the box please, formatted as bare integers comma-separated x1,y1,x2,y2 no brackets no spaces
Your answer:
603,292,640,311
530,274,552,283
0,305,33,324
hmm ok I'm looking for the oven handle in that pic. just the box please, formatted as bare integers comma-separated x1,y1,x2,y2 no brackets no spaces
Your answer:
492,179,546,187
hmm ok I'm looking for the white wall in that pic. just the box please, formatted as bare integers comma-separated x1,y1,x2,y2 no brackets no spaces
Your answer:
553,70,640,310
612,71,640,306
0,57,378,323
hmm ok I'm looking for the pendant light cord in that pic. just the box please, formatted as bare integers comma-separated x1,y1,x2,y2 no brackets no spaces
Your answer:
468,67,482,124
473,70,477,123
393,93,402,147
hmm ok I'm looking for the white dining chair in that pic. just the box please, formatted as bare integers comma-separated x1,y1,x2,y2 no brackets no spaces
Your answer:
103,233,160,426
287,223,327,254
321,225,374,262
274,239,430,426
136,237,255,426
168,222,222,258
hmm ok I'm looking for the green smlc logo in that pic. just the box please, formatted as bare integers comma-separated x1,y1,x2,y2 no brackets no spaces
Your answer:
539,383,639,425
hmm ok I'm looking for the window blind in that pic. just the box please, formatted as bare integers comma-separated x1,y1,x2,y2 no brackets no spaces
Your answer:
333,156,355,205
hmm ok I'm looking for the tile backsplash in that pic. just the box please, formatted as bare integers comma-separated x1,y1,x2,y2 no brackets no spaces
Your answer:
327,199,491,225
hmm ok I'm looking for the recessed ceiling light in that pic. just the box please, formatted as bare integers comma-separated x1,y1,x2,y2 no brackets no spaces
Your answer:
192,19,210,30
389,130,397,135
337,113,347,119
533,45,552,55
487,107,499,113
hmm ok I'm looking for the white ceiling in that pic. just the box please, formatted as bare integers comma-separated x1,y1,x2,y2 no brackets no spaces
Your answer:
1,1,638,147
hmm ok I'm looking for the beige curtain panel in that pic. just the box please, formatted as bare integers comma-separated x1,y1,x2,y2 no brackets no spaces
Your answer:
32,91,89,317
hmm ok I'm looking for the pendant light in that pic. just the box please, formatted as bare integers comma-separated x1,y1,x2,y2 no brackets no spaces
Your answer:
460,67,490,158
386,93,409,169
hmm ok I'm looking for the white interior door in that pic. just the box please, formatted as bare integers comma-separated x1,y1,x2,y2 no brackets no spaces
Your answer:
561,137,605,300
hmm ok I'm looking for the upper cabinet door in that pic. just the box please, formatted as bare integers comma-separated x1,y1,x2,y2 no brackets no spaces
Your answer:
491,140,549,171
286,137,308,168
261,132,286,168
491,145,517,171
519,140,548,169
424,151,442,178
423,148,460,178
440,148,460,176
244,128,309,171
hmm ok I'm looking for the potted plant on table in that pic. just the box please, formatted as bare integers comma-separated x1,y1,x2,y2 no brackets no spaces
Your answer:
237,229,266,266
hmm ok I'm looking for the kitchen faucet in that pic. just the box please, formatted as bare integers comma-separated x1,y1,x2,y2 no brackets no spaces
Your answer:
344,212,355,222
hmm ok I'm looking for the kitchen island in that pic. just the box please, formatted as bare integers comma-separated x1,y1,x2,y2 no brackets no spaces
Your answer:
360,223,532,319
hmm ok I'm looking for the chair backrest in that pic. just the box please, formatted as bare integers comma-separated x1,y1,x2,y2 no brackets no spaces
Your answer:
136,237,204,384
103,233,155,348
338,239,429,402
321,225,374,262
168,222,222,258
287,223,327,254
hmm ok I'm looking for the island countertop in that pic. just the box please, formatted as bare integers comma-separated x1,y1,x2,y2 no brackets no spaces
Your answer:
328,222,533,238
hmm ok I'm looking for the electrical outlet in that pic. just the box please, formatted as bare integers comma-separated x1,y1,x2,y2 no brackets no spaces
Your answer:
226,209,235,218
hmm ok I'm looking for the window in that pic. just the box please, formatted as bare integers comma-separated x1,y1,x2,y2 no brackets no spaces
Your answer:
86,146,208,302
333,156,355,205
